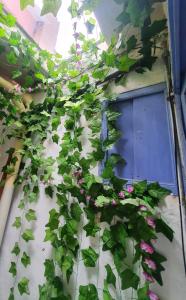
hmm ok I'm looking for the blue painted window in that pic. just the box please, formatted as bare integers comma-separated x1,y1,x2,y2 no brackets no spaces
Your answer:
102,83,177,194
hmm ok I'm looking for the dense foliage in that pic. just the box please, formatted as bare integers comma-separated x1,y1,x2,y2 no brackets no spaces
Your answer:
0,0,173,299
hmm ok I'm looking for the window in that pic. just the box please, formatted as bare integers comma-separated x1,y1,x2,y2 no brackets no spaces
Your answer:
102,83,177,194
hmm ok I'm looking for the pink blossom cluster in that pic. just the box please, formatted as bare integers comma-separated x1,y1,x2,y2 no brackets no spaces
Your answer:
139,205,148,211
118,191,125,199
144,258,157,270
127,186,134,193
112,199,117,206
145,216,156,229
140,241,154,254
143,271,154,283
11,83,45,95
148,290,160,300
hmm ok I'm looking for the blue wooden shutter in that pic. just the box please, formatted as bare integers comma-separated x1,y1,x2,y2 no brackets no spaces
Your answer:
105,83,177,194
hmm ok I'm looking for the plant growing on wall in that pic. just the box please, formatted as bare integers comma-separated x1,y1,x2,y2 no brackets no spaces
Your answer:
0,0,173,299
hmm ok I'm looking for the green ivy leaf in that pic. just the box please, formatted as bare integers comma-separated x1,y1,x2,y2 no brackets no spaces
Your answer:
68,0,79,18
113,246,126,272
52,134,59,144
127,35,137,52
137,285,149,300
12,70,22,79
11,242,20,256
81,247,99,267
8,288,14,300
103,280,114,300
22,229,34,242
44,259,55,281
102,228,116,251
148,182,170,201
46,209,59,230
62,255,74,282
129,215,156,241
6,14,16,27
126,0,150,27
20,0,34,10
78,284,99,300
39,284,48,300
25,209,37,222
134,180,147,195
9,262,17,277
116,10,130,26
24,75,34,87
105,264,116,288
45,186,54,198
106,111,121,122
111,222,128,247
41,0,62,17
12,217,21,229
95,195,111,207
18,277,30,295
120,269,140,290
0,27,6,38
80,0,100,13
65,219,78,235
102,51,116,67
101,163,114,179
156,219,174,241
84,206,95,222
70,202,82,222
117,55,136,72
54,246,65,264
142,19,167,40
83,221,100,237
6,51,17,65
21,252,31,268
44,228,57,243
28,191,38,203
35,72,45,80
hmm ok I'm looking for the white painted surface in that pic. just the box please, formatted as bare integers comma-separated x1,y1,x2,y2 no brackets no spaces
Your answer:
0,178,186,299
0,63,186,299
0,117,186,299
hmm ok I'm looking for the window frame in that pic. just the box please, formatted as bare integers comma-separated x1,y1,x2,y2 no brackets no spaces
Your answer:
100,82,178,194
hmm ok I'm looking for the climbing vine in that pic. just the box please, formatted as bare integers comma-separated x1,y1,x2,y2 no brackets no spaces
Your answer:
0,0,174,299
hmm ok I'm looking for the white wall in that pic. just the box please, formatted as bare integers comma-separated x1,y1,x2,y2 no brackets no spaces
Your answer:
0,62,186,300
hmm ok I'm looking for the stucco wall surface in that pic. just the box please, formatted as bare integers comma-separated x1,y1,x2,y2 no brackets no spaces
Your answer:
0,63,186,300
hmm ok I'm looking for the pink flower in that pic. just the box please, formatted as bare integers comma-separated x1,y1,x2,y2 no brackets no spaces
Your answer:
145,217,156,229
78,178,84,185
148,290,159,300
127,186,134,193
144,258,157,270
118,191,125,199
140,241,154,254
139,205,148,211
112,200,117,206
80,189,84,195
86,195,91,201
143,272,154,283
28,87,33,93
15,84,21,93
